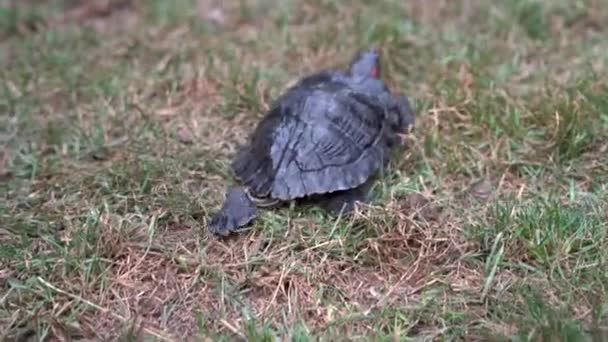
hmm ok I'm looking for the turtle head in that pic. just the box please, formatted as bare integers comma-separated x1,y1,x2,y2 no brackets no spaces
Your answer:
348,46,381,78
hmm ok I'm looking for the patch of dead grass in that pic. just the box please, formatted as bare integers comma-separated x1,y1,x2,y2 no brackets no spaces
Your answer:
50,197,478,339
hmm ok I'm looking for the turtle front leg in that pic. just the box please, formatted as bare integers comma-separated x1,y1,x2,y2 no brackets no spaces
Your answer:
386,94,415,146
208,186,259,236
395,94,414,132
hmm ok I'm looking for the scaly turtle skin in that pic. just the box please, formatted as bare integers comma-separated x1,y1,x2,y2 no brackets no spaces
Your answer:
208,47,414,236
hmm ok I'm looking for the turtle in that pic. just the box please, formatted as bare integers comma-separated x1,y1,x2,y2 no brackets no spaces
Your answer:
207,46,414,236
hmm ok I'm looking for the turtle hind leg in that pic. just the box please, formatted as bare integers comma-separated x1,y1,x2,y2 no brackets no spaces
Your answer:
246,188,281,208
318,180,375,216
208,186,258,236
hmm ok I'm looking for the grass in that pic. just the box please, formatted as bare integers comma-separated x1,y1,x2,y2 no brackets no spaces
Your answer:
1,0,607,340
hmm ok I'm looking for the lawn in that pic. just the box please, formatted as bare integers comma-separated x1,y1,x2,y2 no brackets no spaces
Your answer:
1,0,607,340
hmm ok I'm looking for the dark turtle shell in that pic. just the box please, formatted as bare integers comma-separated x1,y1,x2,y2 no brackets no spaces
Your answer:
207,47,414,236
231,71,396,201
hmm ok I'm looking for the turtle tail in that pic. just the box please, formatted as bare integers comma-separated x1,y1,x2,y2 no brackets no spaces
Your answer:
208,186,258,236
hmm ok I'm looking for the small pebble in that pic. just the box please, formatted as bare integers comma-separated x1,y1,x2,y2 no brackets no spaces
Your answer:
177,127,193,144
470,179,493,201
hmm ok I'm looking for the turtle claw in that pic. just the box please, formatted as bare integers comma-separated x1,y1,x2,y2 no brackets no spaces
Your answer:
208,186,258,236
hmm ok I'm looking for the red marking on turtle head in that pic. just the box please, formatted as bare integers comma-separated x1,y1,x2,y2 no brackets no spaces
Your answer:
369,65,378,78
349,47,381,78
